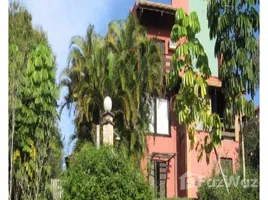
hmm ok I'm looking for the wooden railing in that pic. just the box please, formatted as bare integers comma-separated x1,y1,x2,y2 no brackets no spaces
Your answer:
195,119,235,140
220,118,235,139
162,54,173,71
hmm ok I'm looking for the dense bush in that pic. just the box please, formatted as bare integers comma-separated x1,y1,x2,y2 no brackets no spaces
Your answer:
61,144,153,200
243,117,259,171
197,167,259,200
156,198,192,200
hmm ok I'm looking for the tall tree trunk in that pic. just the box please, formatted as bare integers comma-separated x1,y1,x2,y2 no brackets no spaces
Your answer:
240,116,246,181
35,130,51,200
9,104,15,200
9,71,16,200
213,147,229,193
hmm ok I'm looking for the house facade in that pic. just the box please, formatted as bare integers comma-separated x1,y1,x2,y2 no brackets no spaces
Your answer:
130,1,240,199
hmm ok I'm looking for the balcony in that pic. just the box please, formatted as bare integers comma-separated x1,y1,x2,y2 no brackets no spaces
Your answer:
196,119,235,141
221,118,235,140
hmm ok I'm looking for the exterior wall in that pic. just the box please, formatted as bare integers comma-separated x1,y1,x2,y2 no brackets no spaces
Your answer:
189,0,218,77
141,25,178,198
135,8,177,198
186,132,239,199
146,26,171,54
177,125,187,197
141,110,178,198
133,1,239,199
172,0,189,13
146,26,173,74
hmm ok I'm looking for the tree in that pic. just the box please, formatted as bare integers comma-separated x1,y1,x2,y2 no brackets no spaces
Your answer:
60,14,165,166
105,14,165,165
207,0,259,180
168,8,229,192
59,25,108,148
9,2,63,199
197,166,259,200
9,6,34,197
243,116,259,171
61,144,153,200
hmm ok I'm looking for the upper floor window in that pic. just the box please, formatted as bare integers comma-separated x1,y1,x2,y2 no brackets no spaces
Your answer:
196,88,225,131
155,39,165,55
149,97,170,136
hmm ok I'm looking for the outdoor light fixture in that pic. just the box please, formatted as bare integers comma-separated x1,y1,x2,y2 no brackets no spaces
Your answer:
104,96,112,112
103,96,114,145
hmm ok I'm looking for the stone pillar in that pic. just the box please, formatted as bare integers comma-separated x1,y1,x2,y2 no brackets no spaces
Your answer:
102,112,115,145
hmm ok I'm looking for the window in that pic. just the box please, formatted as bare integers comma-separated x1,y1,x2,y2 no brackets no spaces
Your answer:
209,88,225,118
155,40,165,55
196,88,225,131
155,161,167,198
221,158,233,174
148,160,167,198
209,88,236,136
196,118,204,131
155,40,166,66
149,97,170,136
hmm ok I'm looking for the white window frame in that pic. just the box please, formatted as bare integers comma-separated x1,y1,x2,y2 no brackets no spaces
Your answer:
149,97,170,136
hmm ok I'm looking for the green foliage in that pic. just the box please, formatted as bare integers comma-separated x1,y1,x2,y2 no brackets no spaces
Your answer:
207,0,259,183
61,144,153,200
197,167,259,200
157,198,192,200
60,14,165,165
9,2,62,199
156,199,192,200
168,8,222,162
243,117,259,171
207,0,259,122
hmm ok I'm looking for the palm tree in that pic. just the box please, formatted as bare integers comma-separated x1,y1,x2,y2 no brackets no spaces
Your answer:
60,25,110,146
106,14,165,164
60,14,165,165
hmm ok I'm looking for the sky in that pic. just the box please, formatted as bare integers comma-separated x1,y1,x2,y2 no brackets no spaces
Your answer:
17,0,259,155
19,0,137,155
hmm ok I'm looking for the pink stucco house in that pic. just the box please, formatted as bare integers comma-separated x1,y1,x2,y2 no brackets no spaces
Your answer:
130,1,240,199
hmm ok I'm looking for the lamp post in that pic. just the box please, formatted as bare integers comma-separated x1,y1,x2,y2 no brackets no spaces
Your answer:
102,96,115,145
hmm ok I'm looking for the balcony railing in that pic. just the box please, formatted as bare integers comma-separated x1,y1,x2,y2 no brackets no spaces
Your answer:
221,118,235,139
195,118,235,140
162,54,173,71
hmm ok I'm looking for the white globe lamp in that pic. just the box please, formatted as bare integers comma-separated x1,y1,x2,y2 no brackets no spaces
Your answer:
104,96,112,112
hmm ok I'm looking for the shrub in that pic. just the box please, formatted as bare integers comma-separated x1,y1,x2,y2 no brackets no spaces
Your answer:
156,198,192,200
197,167,259,200
61,144,153,200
